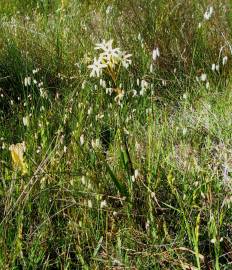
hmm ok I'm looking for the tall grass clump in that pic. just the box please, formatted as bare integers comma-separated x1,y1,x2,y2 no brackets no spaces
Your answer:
0,0,232,269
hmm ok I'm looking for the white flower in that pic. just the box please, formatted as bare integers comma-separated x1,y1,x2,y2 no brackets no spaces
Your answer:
152,47,160,61
141,79,149,89
222,56,228,65
87,107,93,115
24,76,31,86
162,80,167,86
95,40,132,69
95,39,113,51
80,134,84,146
32,68,40,74
182,128,187,136
81,80,86,89
100,49,121,67
183,93,187,99
23,116,29,127
106,88,113,95
204,6,213,20
145,220,150,230
81,176,86,185
211,63,216,71
91,138,101,149
100,200,107,208
88,57,107,77
134,169,140,180
210,238,216,244
120,51,132,69
132,89,137,97
200,73,207,82
100,79,106,88
87,200,92,208
39,88,48,98
89,40,132,78
2,142,6,150
38,81,43,87
106,5,113,14
96,113,104,120
140,79,149,95
96,40,121,65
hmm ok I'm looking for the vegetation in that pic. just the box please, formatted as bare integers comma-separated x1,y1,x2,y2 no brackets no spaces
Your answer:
1,1,232,269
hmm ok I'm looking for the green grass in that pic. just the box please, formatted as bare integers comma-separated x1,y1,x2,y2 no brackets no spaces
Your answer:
1,0,232,269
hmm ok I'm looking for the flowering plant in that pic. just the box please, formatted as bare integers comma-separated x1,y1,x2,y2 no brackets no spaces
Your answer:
88,39,132,103
9,141,28,175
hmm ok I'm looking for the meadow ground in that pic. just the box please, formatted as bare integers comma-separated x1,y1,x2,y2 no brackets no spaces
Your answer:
1,1,232,269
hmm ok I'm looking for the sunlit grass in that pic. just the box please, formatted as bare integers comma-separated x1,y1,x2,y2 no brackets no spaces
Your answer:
0,0,232,269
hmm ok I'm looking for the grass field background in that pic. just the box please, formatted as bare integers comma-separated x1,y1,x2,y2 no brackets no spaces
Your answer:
1,1,232,269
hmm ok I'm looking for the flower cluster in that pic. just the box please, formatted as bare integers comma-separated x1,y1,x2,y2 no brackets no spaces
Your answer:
152,47,160,61
9,141,28,175
88,39,132,78
23,68,47,99
204,6,213,21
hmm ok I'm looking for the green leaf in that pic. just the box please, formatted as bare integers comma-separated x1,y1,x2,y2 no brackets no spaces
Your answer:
104,161,129,198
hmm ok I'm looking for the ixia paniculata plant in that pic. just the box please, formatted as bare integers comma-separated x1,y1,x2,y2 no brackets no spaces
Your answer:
88,39,132,104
